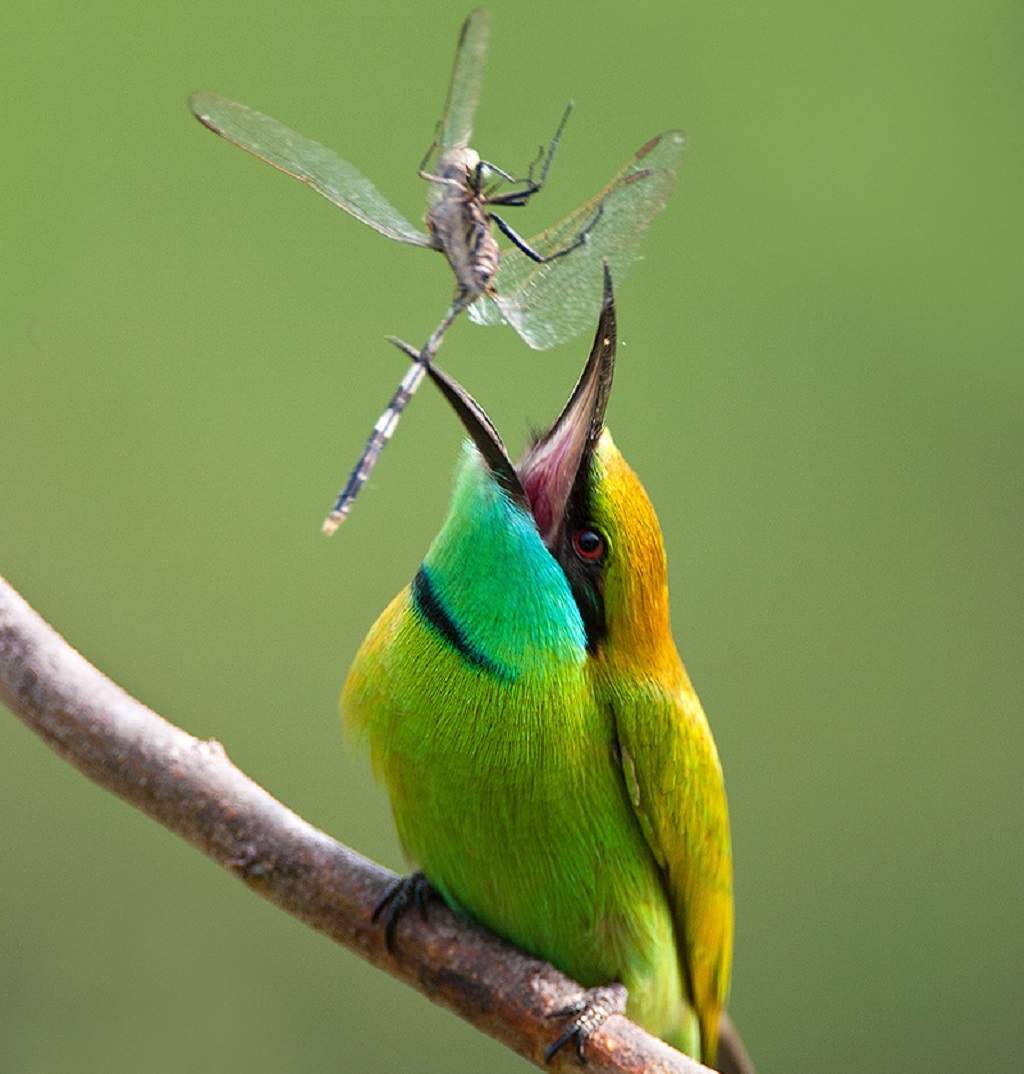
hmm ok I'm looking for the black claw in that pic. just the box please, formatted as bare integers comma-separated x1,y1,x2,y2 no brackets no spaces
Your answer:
413,876,430,920
543,984,628,1065
372,871,435,953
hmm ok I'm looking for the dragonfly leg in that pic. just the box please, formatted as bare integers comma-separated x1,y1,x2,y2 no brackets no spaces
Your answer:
534,101,573,186
484,102,575,206
477,159,520,185
418,170,464,189
417,123,441,174
524,139,546,182
484,188,536,207
483,162,542,204
489,199,604,264
321,296,471,534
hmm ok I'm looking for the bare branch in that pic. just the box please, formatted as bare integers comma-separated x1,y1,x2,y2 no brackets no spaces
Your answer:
0,575,714,1074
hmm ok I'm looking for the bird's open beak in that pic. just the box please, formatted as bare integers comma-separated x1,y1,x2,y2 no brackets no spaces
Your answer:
414,264,616,545
517,266,615,546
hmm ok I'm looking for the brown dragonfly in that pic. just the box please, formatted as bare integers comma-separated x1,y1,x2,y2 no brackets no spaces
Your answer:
189,9,684,529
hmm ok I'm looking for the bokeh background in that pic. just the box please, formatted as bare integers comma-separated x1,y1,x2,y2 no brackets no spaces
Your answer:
3,1,1021,1071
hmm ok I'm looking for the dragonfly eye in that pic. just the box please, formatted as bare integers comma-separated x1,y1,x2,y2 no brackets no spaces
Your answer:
471,163,489,189
572,528,606,563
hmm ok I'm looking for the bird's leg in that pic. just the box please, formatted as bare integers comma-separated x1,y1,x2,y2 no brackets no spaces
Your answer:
372,870,436,954
544,983,628,1065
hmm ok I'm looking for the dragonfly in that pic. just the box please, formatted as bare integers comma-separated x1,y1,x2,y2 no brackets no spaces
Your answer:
189,8,685,531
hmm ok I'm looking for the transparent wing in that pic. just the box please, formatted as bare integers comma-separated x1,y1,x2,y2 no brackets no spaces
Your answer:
437,8,490,150
190,92,434,248
469,131,686,349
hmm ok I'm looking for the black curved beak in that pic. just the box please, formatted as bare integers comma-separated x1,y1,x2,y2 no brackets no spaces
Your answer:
395,263,616,541
422,354,528,507
386,337,528,506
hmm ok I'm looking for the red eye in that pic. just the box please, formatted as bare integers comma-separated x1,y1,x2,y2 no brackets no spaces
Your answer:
573,528,606,562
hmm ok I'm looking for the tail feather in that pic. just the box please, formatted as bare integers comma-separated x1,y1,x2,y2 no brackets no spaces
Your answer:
713,1011,756,1074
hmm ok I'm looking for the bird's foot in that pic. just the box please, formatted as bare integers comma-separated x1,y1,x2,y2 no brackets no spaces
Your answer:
372,870,435,953
544,983,628,1064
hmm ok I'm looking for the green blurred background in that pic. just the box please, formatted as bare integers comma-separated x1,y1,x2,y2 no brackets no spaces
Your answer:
3,1,1021,1071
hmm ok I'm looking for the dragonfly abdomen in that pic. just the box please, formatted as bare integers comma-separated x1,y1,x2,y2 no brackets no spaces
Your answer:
427,190,499,298
466,200,499,292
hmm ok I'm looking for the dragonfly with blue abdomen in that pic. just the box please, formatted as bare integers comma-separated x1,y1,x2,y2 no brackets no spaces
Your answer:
189,8,684,529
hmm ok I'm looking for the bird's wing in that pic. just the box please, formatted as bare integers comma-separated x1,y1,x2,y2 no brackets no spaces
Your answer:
342,587,412,746
611,680,734,1061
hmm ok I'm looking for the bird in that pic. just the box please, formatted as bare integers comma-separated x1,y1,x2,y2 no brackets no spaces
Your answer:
342,267,751,1072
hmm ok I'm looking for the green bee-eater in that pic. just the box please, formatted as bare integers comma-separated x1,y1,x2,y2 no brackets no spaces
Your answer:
344,269,750,1071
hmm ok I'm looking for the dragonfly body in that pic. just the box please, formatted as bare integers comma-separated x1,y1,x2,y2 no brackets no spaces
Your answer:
424,148,500,300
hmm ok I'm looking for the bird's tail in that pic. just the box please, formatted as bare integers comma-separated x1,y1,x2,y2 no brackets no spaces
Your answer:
713,1011,756,1074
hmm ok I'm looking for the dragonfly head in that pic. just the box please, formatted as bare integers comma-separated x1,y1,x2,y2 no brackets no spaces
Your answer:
435,146,480,187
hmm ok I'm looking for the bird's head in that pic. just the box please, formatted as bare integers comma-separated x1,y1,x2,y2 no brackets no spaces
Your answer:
421,266,678,677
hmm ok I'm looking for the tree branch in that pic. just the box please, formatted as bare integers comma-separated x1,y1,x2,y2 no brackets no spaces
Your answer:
0,576,715,1073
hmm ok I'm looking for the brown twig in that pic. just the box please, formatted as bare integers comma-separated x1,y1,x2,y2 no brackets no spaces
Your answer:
0,575,715,1074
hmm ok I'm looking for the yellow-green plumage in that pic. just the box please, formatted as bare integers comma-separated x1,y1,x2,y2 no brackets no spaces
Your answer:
343,277,736,1066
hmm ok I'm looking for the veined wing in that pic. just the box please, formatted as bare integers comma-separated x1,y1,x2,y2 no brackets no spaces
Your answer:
469,130,686,349
437,8,490,150
190,92,434,248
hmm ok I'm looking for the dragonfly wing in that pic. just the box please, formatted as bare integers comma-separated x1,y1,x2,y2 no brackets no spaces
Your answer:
190,92,435,248
474,130,686,349
467,293,506,327
437,8,490,150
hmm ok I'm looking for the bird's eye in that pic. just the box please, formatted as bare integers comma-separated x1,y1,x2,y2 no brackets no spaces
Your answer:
573,528,606,563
